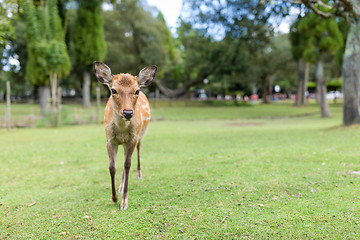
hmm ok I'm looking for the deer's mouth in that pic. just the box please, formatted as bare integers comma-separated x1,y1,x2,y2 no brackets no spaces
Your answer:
121,116,133,121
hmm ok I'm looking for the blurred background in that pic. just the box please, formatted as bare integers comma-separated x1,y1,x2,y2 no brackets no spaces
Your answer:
0,0,354,127
3,2,360,238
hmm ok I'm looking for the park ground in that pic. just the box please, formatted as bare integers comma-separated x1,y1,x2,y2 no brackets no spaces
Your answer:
1,101,360,239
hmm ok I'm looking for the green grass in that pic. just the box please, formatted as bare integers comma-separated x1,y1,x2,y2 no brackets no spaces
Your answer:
0,100,330,126
151,102,325,121
1,103,360,239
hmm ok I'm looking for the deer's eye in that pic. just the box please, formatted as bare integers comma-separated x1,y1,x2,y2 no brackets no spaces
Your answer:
135,89,140,95
111,89,117,94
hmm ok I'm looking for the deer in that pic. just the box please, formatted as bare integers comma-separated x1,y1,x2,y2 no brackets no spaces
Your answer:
94,61,157,210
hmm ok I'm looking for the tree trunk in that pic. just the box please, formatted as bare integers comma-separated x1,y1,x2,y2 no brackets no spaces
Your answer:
49,72,59,127
301,62,309,105
39,85,50,115
295,59,309,106
56,87,62,127
316,59,331,118
83,71,91,107
342,17,360,125
295,59,305,106
261,75,269,104
268,75,274,102
6,81,11,129
96,86,101,124
50,72,57,111
252,82,257,95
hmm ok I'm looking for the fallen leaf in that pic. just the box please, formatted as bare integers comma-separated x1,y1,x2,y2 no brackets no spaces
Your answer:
28,201,36,207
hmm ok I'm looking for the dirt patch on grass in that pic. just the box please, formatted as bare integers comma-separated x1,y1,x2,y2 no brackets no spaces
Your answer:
226,122,264,127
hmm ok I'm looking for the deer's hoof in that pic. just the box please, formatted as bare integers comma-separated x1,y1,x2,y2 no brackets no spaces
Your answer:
120,198,128,210
137,170,142,179
112,195,118,203
120,205,128,210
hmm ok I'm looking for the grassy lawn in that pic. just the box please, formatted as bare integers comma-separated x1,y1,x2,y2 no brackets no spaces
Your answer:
0,100,330,126
1,103,360,239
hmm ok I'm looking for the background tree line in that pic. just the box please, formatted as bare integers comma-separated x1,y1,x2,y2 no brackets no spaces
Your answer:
0,0,350,121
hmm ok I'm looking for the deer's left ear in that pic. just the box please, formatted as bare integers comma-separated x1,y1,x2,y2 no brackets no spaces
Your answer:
137,65,157,87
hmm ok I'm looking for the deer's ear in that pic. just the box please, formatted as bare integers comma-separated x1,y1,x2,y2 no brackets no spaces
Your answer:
94,61,113,85
137,65,157,87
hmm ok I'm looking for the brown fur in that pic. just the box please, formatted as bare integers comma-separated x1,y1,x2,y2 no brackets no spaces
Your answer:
104,75,151,210
94,62,156,210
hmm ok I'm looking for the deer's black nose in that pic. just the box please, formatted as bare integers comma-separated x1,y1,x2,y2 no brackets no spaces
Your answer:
123,110,133,120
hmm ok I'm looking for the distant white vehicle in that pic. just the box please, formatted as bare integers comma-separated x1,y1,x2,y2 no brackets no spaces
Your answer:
326,91,343,100
198,93,207,100
197,89,207,100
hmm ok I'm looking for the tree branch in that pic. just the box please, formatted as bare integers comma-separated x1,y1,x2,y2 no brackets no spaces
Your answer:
340,0,359,16
316,0,332,9
155,75,208,98
301,0,336,18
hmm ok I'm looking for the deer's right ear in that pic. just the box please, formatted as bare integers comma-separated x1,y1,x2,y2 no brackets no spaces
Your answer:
94,61,113,86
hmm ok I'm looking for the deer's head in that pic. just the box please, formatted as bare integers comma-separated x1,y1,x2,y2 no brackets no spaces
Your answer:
94,61,157,120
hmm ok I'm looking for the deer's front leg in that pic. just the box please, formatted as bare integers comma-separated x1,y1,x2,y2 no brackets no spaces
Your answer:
107,143,118,203
137,141,142,179
120,142,136,210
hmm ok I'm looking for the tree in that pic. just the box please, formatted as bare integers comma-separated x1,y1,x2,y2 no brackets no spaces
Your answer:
297,13,343,117
269,0,360,125
0,0,20,98
102,0,182,98
23,0,71,114
0,0,18,49
74,0,106,107
290,16,310,106
256,34,295,103
156,0,275,99
103,0,171,76
156,20,217,98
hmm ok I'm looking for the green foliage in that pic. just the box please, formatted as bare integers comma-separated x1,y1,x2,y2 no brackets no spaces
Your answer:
23,0,70,86
296,13,343,63
102,0,171,80
176,20,215,80
271,34,297,91
179,0,278,95
74,0,106,68
289,19,302,61
307,81,316,91
326,78,342,89
0,0,20,49
183,0,274,48
334,19,349,67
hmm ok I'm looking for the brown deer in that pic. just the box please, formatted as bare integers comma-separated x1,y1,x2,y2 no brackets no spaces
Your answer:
94,61,157,210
